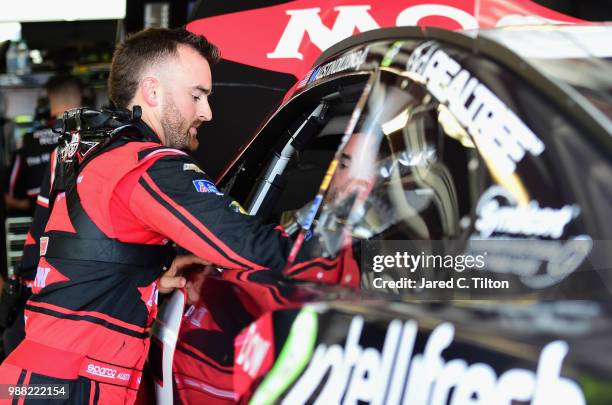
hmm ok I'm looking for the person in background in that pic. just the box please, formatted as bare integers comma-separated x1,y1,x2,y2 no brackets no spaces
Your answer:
4,75,83,215
0,75,84,356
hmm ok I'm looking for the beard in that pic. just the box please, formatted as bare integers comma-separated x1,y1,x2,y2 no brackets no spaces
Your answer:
161,96,193,150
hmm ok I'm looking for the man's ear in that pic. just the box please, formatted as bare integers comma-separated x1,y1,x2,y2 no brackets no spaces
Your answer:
141,76,159,107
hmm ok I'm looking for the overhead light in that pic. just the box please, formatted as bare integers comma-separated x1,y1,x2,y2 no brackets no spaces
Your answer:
0,0,126,22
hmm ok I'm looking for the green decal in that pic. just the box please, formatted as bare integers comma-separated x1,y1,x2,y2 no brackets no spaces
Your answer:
580,375,612,405
381,41,404,67
249,307,318,405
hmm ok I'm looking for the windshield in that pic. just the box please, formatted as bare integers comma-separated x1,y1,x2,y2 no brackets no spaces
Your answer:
285,66,609,302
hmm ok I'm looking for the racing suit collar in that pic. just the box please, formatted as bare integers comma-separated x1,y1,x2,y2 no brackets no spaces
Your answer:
133,118,163,144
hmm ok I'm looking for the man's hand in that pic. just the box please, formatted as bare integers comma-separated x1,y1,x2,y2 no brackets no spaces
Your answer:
158,254,209,294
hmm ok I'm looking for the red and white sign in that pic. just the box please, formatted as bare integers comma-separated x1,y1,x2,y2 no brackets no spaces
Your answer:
187,0,580,79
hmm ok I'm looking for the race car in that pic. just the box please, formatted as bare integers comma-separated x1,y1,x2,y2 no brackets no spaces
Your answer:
151,24,612,404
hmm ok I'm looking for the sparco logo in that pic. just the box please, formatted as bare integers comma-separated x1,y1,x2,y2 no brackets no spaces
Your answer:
283,317,585,405
86,364,117,379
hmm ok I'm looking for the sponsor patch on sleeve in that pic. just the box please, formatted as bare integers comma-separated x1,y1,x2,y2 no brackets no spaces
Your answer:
183,163,205,174
40,236,49,256
193,179,223,195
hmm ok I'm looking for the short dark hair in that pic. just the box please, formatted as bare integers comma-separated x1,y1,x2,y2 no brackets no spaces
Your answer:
108,27,220,108
45,74,82,97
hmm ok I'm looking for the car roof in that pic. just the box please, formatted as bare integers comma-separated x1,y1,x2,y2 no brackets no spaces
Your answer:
476,24,612,60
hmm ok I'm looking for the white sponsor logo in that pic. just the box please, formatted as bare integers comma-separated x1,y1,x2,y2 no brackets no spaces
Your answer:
475,186,579,239
236,323,271,378
33,266,51,289
26,153,50,166
185,305,195,318
147,282,159,308
86,364,117,379
183,163,205,174
39,236,49,256
117,372,131,381
33,128,59,145
268,5,478,60
283,317,585,405
407,44,545,175
188,306,208,327
311,47,369,83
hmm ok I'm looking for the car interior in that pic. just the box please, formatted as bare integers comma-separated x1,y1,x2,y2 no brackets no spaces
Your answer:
232,71,483,239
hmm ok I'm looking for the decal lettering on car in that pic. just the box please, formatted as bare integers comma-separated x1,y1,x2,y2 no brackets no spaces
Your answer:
475,185,579,239
188,1,577,76
406,42,545,176
236,323,272,378
309,47,369,84
467,185,590,288
283,317,585,404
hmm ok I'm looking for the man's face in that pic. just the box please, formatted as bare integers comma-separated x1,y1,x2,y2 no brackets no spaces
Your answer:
327,132,375,201
160,45,213,150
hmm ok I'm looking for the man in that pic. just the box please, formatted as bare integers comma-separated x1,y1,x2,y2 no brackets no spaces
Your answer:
0,27,290,404
4,75,83,215
282,133,372,287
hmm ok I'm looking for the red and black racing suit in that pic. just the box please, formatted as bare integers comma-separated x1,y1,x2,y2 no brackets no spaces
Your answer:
0,121,290,404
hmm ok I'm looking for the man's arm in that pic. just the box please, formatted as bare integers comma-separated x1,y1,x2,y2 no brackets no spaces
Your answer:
128,154,290,272
4,151,32,212
16,150,55,281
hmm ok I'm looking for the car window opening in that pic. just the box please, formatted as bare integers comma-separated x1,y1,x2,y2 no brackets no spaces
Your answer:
244,81,370,223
